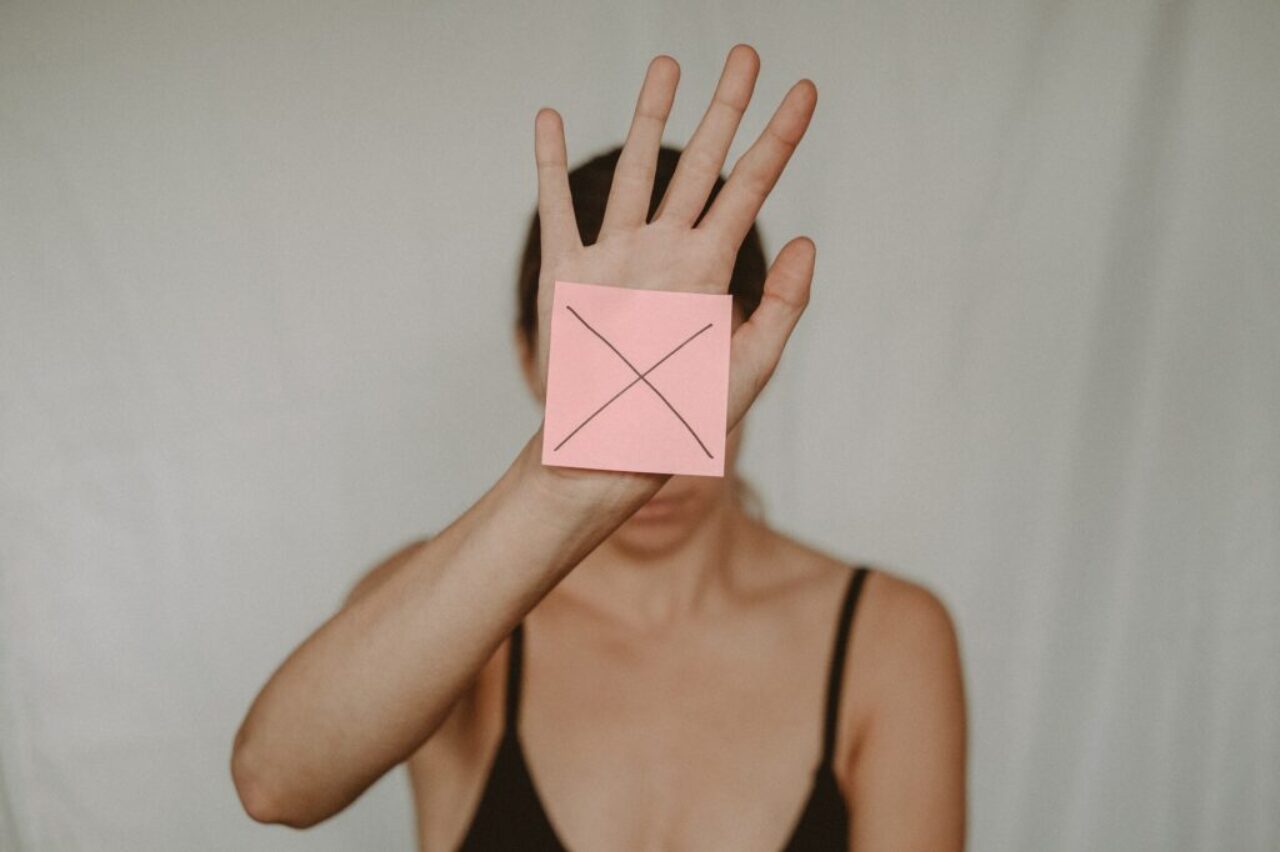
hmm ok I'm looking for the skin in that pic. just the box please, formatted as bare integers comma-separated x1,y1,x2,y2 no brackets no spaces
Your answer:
230,44,966,851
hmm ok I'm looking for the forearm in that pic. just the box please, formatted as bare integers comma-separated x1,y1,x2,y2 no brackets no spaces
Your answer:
230,428,662,827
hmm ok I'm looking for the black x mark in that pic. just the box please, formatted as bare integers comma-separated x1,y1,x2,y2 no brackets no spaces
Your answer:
553,305,715,458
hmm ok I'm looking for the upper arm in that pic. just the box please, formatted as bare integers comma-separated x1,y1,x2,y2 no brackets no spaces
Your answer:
342,538,431,609
849,575,967,851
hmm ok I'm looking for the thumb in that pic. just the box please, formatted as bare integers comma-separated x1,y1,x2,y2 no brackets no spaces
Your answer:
726,236,816,429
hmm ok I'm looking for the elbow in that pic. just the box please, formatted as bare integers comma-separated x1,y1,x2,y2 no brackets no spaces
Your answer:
230,725,326,829
231,767,291,827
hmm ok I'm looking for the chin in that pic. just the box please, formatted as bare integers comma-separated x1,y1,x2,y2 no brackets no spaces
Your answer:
610,512,702,558
609,474,731,558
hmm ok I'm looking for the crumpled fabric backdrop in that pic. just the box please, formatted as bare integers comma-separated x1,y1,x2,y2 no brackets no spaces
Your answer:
1,1,1276,850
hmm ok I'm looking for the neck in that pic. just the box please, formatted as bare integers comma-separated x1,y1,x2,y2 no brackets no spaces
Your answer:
556,496,754,631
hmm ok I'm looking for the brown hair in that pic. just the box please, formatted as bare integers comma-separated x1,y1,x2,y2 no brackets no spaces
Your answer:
515,144,768,350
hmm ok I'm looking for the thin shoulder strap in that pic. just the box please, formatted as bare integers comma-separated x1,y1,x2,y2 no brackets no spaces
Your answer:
504,621,524,730
820,565,871,765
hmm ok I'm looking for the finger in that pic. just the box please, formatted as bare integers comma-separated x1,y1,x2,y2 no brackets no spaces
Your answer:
652,44,759,226
534,107,582,256
599,55,680,237
726,236,815,429
698,79,817,248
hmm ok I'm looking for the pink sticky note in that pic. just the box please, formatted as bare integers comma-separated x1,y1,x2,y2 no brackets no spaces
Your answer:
541,279,732,477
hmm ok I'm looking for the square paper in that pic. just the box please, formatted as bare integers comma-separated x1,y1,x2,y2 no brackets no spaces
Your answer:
540,279,732,477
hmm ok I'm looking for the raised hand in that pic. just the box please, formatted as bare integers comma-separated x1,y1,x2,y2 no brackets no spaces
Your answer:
531,44,818,434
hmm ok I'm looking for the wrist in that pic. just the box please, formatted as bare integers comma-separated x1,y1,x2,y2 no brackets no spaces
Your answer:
510,425,667,518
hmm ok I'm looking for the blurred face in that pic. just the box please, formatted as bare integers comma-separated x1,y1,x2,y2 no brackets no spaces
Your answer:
516,308,748,558
607,420,744,557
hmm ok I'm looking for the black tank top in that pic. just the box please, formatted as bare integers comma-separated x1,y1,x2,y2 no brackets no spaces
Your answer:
458,564,871,851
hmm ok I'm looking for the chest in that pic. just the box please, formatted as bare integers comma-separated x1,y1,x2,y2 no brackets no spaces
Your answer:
421,621,845,851
538,648,825,846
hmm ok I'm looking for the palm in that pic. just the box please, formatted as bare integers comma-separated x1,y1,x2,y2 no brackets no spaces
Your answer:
532,45,817,432
535,224,727,359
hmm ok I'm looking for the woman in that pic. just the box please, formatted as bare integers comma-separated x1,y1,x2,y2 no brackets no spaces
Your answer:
231,44,967,851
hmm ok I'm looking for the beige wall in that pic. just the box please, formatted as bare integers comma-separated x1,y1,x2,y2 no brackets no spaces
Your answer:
1,0,1277,849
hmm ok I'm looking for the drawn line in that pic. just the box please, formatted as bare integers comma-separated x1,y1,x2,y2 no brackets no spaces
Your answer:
553,306,715,458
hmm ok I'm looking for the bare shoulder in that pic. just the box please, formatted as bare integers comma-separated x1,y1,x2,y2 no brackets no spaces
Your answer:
844,567,967,848
736,547,969,844
859,568,961,664
851,567,964,732
737,522,960,663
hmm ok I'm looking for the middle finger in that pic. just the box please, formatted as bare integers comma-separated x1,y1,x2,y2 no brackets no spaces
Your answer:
652,44,760,226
